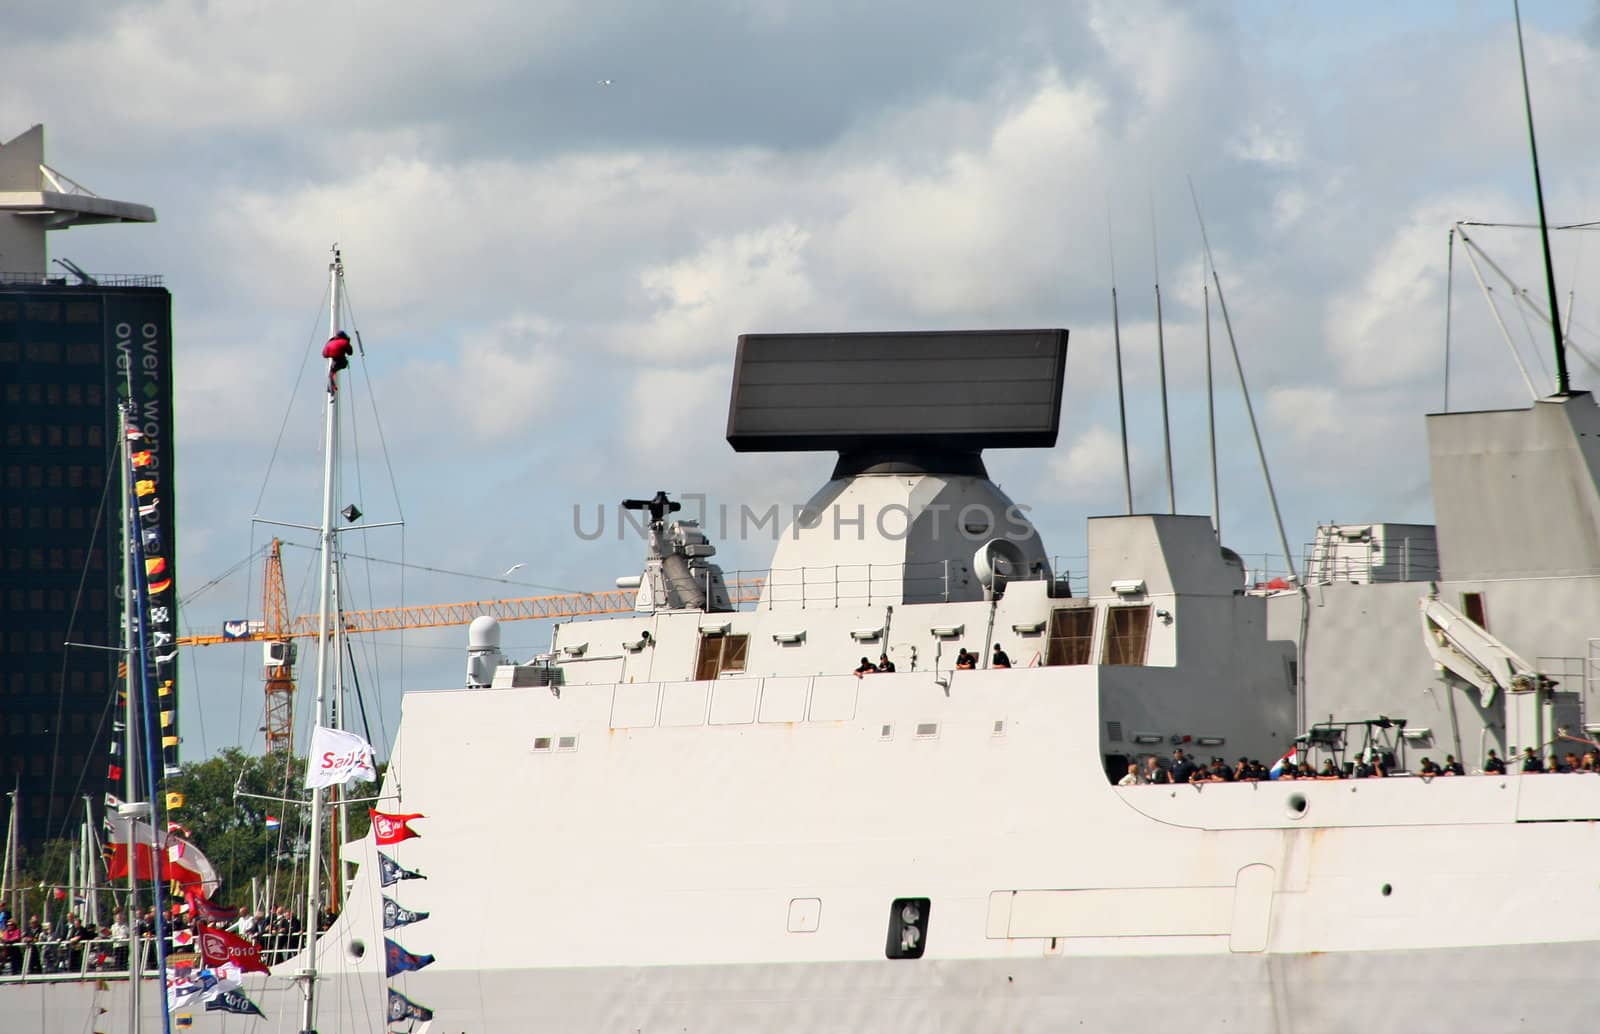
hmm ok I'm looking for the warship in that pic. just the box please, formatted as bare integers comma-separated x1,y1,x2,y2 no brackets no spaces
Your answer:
10,322,1600,1033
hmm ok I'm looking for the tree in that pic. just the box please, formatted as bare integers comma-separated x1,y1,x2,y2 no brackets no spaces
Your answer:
164,749,383,911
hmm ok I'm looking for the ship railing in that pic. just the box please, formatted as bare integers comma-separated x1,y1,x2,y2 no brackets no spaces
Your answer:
0,272,164,287
1237,538,1444,588
722,557,1088,610
0,936,305,984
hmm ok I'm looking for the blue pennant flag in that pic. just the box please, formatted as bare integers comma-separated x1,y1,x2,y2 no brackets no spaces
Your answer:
387,988,435,1023
204,989,264,1017
383,895,430,930
385,937,435,977
378,851,427,887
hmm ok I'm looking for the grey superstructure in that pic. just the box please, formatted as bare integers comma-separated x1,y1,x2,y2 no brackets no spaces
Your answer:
12,332,1600,1033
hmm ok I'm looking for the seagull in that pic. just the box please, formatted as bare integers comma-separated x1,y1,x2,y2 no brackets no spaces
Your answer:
502,563,526,578
596,79,613,86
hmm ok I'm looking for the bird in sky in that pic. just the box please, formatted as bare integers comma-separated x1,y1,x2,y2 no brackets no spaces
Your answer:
596,79,613,86
502,563,526,577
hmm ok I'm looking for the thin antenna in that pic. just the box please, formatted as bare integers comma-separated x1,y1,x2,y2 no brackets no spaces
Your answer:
1444,227,1455,412
1107,207,1133,514
1151,197,1175,514
1189,176,1306,730
1205,282,1219,540
1513,0,1569,393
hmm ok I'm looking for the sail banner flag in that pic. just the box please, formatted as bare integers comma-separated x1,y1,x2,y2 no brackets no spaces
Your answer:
387,988,435,1023
383,937,435,977
382,895,430,930
378,851,426,887
264,814,281,831
305,726,377,788
204,989,264,1017
197,925,269,974
1269,746,1298,780
370,810,424,845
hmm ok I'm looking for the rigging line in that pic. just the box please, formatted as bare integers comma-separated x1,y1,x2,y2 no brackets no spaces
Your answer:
1458,227,1600,366
176,543,270,608
250,283,332,517
1510,286,1600,381
1457,230,1540,399
175,610,209,760
276,540,588,595
46,452,118,841
1456,220,1600,230
1512,287,1553,388
343,635,379,760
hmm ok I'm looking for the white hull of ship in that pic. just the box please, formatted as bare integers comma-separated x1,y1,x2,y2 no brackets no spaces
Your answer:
11,941,1600,1033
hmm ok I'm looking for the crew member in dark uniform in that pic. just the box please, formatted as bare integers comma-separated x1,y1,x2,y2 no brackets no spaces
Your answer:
991,644,1011,668
877,653,896,673
854,657,877,678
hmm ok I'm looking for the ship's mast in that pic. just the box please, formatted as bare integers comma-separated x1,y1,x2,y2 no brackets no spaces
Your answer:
119,402,142,1034
301,246,344,1034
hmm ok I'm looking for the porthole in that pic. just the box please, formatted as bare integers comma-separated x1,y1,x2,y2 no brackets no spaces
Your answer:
348,938,366,960
1285,792,1308,819
1381,884,1392,897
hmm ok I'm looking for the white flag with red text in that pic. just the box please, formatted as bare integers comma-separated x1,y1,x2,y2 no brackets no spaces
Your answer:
305,725,377,789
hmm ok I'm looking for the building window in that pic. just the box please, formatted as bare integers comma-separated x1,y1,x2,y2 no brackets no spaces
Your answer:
1461,592,1488,630
694,632,750,679
1045,607,1095,666
1103,606,1152,666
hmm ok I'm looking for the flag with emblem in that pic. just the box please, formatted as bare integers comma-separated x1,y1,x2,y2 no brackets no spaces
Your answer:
383,895,429,930
370,810,424,845
387,988,434,1023
378,851,426,887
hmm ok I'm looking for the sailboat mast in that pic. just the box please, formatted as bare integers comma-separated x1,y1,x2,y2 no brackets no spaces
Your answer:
1513,0,1569,393
302,246,344,1034
119,402,143,1034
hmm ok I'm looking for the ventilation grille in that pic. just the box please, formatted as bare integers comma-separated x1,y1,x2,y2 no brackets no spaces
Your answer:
1106,721,1124,742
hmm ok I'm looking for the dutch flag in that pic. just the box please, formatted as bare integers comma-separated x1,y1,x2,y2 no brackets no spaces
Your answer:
264,815,281,831
1269,746,1298,779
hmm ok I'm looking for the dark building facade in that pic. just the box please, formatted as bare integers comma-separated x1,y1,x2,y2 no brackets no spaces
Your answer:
0,279,176,849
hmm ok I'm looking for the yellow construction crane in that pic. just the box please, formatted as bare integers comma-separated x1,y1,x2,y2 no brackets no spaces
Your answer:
180,552,761,752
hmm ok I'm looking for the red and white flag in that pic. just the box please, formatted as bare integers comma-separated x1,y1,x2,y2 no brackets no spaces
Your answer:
370,810,424,845
197,924,269,974
165,834,221,898
106,814,161,882
107,816,222,897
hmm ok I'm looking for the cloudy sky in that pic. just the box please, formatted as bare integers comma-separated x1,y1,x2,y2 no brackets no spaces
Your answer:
7,0,1598,761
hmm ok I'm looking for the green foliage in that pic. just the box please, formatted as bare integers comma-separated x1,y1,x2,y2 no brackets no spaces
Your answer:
163,748,384,910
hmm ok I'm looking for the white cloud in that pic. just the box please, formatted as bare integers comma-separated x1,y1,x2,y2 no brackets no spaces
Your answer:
622,222,817,359
1050,424,1141,495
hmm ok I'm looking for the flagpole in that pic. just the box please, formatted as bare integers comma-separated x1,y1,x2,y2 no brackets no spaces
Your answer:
119,402,144,1034
302,245,344,1034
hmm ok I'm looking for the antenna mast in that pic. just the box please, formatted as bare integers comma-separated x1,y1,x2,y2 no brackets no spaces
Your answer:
1151,203,1175,514
1107,211,1133,514
1513,0,1569,393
